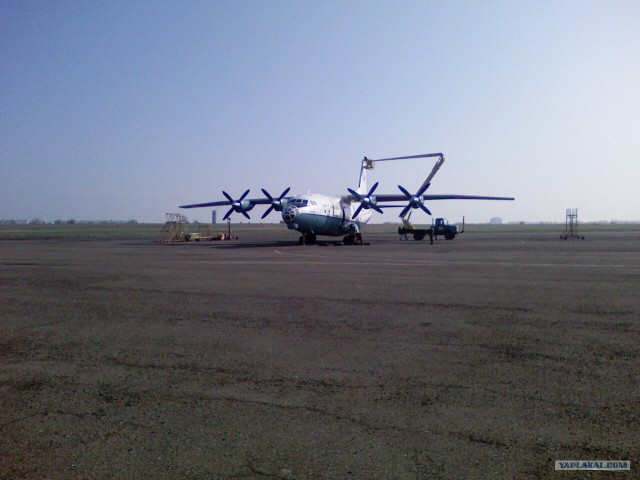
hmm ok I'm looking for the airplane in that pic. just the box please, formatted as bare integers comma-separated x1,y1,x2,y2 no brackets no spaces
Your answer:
179,153,514,245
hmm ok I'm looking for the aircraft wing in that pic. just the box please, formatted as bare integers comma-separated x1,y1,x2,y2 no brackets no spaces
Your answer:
363,192,514,217
373,194,515,203
180,187,293,220
179,198,272,209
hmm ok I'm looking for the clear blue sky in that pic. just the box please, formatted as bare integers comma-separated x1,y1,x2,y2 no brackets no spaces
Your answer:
2,0,639,223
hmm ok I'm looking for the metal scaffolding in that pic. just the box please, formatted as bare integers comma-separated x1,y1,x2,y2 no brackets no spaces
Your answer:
157,213,188,243
561,208,584,240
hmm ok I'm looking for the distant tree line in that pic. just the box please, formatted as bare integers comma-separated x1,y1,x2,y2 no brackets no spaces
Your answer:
0,219,138,225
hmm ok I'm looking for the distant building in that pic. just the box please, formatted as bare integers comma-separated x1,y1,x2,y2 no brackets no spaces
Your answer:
211,210,217,224
490,217,502,225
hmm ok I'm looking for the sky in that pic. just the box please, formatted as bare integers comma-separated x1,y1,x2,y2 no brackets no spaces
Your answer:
1,0,639,224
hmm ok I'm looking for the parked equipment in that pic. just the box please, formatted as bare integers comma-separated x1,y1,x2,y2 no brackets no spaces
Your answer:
398,214,464,242
432,217,463,240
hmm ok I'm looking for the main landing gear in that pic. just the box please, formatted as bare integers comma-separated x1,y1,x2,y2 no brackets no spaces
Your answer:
299,234,317,245
298,231,366,246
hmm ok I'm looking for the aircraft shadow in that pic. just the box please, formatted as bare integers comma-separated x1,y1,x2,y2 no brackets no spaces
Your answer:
209,240,301,249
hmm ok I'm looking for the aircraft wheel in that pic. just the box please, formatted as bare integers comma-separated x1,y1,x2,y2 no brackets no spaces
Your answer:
299,235,304,245
304,234,316,245
343,235,354,246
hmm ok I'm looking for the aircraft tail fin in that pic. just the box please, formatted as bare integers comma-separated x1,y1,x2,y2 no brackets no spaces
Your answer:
357,157,374,194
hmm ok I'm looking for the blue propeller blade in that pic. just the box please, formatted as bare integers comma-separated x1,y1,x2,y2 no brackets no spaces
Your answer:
261,188,274,201
371,204,383,214
261,206,274,219
223,207,235,220
397,185,412,198
222,191,234,203
399,204,412,218
352,204,364,218
420,204,432,216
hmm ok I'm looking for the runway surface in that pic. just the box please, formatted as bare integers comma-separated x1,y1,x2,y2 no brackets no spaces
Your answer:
1,228,638,479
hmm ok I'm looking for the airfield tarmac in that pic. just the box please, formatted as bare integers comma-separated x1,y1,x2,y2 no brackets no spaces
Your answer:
1,225,638,479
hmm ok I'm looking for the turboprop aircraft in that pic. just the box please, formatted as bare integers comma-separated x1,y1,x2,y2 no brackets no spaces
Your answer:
179,153,514,245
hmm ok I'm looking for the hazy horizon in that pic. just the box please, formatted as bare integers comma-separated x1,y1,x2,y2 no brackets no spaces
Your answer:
2,215,639,226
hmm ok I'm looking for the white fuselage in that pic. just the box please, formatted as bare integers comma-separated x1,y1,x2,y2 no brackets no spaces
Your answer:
281,193,371,236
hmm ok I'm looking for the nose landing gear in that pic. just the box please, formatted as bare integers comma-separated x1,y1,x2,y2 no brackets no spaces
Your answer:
342,233,363,246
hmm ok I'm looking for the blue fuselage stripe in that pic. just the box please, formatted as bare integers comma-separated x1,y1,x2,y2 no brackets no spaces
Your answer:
286,211,362,236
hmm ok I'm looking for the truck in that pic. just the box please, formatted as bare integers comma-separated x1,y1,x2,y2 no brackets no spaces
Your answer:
398,216,463,241
432,217,459,240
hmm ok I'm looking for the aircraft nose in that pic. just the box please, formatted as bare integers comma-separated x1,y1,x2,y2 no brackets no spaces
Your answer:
283,205,298,223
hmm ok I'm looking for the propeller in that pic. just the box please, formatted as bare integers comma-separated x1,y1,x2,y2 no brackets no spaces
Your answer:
261,187,291,219
222,189,251,220
347,182,383,219
397,183,432,217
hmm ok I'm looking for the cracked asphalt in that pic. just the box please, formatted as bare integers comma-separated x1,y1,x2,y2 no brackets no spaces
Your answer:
1,227,638,479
